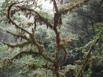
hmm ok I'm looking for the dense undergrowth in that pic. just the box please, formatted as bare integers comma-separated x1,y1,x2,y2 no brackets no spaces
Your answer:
0,0,103,77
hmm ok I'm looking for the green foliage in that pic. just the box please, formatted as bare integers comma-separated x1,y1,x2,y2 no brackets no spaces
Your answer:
0,44,8,58
94,23,103,34
0,0,103,77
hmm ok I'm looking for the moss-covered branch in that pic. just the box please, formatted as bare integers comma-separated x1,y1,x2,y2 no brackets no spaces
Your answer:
59,0,90,14
10,50,54,63
76,31,102,77
7,31,29,41
3,41,31,48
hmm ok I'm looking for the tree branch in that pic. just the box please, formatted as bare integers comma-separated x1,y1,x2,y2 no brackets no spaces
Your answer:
58,0,90,14
7,31,29,41
10,50,54,63
4,41,31,48
7,2,32,35
76,32,102,77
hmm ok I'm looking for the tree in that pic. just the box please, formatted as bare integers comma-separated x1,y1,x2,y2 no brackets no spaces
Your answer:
0,0,102,77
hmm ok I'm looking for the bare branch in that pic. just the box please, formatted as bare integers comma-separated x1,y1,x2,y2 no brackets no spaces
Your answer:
53,0,59,13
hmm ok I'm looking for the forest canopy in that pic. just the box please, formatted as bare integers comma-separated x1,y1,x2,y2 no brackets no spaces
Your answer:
0,0,103,77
